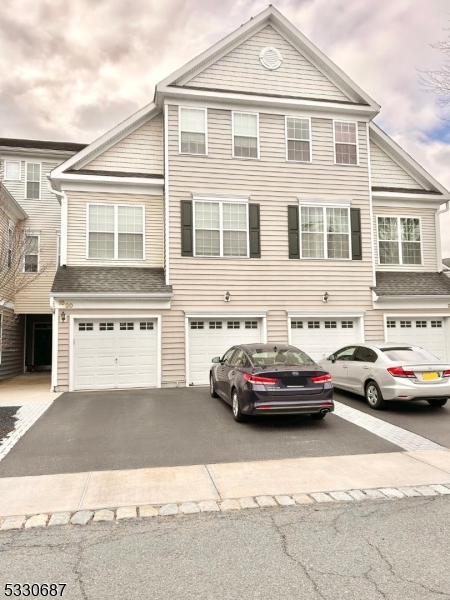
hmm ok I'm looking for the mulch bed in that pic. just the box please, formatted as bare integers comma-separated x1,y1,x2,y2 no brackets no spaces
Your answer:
0,407,18,444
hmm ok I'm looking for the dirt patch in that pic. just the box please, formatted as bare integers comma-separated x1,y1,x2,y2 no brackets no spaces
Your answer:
0,407,18,443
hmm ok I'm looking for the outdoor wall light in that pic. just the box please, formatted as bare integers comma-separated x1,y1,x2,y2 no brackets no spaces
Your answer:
224,291,231,302
322,292,329,303
60,311,66,322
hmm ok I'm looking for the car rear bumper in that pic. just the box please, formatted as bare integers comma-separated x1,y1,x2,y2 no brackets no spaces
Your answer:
382,380,450,401
242,387,334,415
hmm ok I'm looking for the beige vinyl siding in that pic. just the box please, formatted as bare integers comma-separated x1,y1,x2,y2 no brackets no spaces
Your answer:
373,207,437,271
84,113,164,175
1,158,61,314
166,105,374,383
0,205,14,303
0,309,24,381
370,141,424,189
66,191,164,267
184,25,352,103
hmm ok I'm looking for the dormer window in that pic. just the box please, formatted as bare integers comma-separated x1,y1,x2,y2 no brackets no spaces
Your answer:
179,107,207,155
334,121,358,165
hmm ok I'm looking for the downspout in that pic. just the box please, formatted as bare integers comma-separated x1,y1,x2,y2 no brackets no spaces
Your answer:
436,201,449,272
47,178,67,266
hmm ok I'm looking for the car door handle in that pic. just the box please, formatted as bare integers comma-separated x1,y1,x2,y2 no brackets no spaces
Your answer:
362,366,370,370
341,365,348,369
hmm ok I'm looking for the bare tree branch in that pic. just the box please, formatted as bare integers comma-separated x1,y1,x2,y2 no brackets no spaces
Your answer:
420,29,450,109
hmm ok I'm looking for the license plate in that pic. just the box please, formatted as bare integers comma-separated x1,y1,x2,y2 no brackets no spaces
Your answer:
423,372,439,381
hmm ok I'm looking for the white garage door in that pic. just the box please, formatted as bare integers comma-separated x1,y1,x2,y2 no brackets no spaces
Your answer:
188,318,262,385
290,318,359,361
74,319,158,390
386,318,448,360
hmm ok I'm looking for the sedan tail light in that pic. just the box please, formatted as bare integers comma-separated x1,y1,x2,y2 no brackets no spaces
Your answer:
244,373,279,385
310,373,332,384
387,366,416,379
443,370,450,377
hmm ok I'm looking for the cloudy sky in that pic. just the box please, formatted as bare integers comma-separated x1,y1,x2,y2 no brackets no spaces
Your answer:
1,0,450,254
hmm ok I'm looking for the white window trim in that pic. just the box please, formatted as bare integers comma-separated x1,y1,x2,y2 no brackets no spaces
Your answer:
4,160,21,181
25,161,42,199
376,215,423,266
86,203,146,261
299,204,352,261
285,115,312,163
333,120,359,166
232,111,260,160
23,232,40,273
192,198,250,259
178,106,208,156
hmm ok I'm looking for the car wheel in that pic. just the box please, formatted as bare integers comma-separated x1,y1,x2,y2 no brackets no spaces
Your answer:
427,399,447,407
311,412,326,420
232,389,247,422
210,373,218,398
365,381,385,410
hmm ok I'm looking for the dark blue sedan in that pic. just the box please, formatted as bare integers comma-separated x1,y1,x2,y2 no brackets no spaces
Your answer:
210,343,334,422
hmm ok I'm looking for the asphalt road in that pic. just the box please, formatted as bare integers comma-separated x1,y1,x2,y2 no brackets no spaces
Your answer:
0,388,400,478
1,496,450,599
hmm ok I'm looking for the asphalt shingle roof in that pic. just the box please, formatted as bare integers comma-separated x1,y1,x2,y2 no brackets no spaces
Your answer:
373,271,450,296
0,138,87,152
51,266,172,295
371,186,441,195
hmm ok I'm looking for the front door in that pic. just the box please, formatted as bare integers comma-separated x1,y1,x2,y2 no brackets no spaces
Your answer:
34,323,52,366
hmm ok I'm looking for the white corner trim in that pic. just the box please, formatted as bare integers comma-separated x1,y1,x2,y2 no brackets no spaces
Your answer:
164,103,170,286
366,122,376,287
51,307,58,391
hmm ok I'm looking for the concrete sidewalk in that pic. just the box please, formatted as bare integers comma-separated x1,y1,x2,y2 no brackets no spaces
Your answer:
0,373,61,406
0,449,449,518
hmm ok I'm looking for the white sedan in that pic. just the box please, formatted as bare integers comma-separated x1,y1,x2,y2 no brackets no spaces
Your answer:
318,342,450,410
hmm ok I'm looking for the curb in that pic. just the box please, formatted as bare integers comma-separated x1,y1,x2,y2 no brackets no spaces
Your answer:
1,483,450,531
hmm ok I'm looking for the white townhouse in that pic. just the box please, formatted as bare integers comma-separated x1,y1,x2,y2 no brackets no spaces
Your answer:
4,6,450,391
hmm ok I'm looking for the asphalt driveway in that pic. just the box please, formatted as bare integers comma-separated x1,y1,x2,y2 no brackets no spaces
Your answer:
0,387,400,478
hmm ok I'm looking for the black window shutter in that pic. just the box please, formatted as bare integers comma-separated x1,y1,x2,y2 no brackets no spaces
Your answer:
350,208,362,260
181,200,193,257
288,205,300,259
249,203,261,258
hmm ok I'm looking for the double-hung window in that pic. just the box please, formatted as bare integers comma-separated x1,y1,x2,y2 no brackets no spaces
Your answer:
179,108,207,155
334,121,358,165
26,163,41,199
233,112,259,158
88,204,144,260
377,216,421,265
300,205,351,259
286,117,311,162
194,200,248,257
4,161,20,180
24,234,39,272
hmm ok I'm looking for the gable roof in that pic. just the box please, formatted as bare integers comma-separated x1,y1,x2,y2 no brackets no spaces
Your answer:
369,123,450,199
0,183,28,221
156,6,380,112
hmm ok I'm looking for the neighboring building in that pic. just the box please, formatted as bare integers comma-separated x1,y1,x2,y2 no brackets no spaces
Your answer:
5,6,450,391
443,258,450,272
0,138,86,381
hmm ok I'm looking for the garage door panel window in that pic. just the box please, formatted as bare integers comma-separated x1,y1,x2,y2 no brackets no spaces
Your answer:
194,201,248,258
88,204,144,260
342,321,354,329
99,323,114,331
227,321,240,329
432,321,442,328
140,322,154,330
190,321,204,329
78,323,93,331
209,321,222,329
120,322,134,330
377,216,421,265
291,321,303,329
300,206,350,259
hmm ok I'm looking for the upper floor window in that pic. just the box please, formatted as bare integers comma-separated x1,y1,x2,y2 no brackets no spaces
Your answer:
179,107,207,155
88,204,144,260
26,163,41,199
24,234,39,272
286,117,311,162
194,200,248,257
4,161,21,180
233,112,259,159
377,216,421,265
334,121,358,165
300,205,350,259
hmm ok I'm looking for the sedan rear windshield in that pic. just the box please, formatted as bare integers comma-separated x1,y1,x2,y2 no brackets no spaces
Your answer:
382,348,439,362
249,349,315,367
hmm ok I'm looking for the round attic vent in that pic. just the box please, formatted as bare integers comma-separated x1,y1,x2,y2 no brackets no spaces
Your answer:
259,46,283,70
